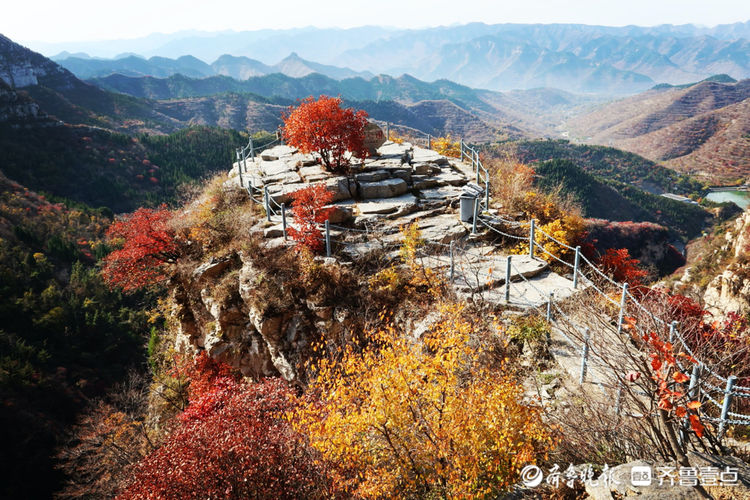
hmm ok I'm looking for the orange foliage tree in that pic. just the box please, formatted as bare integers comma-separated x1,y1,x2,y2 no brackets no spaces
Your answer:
294,304,556,498
101,206,180,292
599,247,649,292
287,183,335,253
282,95,369,174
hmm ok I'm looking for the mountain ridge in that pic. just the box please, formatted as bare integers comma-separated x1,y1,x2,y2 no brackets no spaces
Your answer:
32,22,750,95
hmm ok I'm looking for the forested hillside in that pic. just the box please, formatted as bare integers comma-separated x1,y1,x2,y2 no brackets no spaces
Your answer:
532,159,710,238
0,174,152,497
0,124,246,212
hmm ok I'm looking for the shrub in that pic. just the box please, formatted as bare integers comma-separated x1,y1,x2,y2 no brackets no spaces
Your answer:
431,134,461,157
286,183,335,254
282,96,369,174
117,372,341,499
295,304,556,498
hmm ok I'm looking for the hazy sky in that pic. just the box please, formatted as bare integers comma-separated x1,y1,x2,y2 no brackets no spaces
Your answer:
5,0,750,44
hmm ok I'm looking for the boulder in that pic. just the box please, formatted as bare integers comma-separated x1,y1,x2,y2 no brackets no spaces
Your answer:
326,204,354,224
299,165,330,182
259,159,291,177
356,194,418,215
435,170,468,186
412,175,439,190
192,254,238,282
375,141,411,161
355,170,389,182
418,186,465,200
413,162,441,175
289,153,318,167
260,145,296,161
358,178,409,199
411,146,448,165
324,176,356,201
418,214,467,244
363,122,386,155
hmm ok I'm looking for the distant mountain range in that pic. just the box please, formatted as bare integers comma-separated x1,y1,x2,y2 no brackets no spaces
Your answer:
0,33,539,141
30,22,750,94
568,77,750,182
54,52,374,81
4,29,749,183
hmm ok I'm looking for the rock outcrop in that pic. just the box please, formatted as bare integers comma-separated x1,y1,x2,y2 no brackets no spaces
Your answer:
703,210,750,318
0,33,77,89
0,81,41,122
172,250,360,382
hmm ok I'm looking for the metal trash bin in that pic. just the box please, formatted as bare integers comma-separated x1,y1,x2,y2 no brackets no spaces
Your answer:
459,183,485,222
460,194,477,222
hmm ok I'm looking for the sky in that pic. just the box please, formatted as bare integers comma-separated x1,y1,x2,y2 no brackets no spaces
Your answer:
5,0,750,45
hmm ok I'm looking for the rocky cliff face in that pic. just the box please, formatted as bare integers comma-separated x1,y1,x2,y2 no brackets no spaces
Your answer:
0,81,40,122
0,33,76,89
170,250,361,383
703,210,750,317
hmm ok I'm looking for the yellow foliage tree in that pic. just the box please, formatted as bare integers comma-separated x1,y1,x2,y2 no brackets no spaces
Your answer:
294,304,557,498
369,222,443,302
514,191,586,263
431,135,461,158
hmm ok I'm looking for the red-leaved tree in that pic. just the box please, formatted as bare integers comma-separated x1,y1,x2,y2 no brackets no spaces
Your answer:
116,375,343,499
287,183,335,253
282,95,369,173
599,247,649,292
101,206,180,292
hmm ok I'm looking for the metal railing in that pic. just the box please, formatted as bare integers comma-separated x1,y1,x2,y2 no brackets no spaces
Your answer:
231,130,750,438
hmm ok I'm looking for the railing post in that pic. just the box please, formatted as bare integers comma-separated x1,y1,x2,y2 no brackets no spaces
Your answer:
449,241,455,283
573,246,581,289
680,363,702,444
325,220,331,258
263,186,271,222
427,133,431,149
241,146,247,173
669,320,678,343
529,219,535,259
484,179,489,210
579,328,590,384
471,198,478,235
249,137,255,160
236,149,244,188
718,375,737,440
616,283,629,335
505,255,512,303
281,203,287,241
475,151,480,184
460,138,464,160
546,292,554,321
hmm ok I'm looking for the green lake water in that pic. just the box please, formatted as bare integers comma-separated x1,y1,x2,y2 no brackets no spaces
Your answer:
706,190,750,209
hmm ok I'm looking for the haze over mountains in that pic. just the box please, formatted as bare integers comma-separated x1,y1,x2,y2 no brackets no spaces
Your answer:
42,22,750,94
3,26,749,182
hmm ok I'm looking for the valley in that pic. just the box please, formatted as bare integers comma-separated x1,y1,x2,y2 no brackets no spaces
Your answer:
1,18,750,498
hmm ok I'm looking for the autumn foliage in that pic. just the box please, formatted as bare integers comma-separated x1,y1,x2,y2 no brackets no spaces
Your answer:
295,304,556,498
599,247,649,290
282,95,369,173
101,206,179,291
118,361,340,500
287,183,335,253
